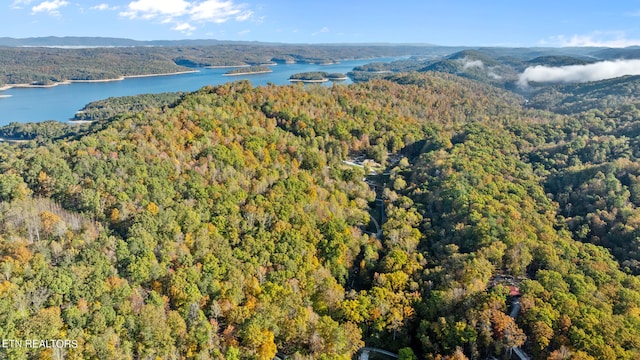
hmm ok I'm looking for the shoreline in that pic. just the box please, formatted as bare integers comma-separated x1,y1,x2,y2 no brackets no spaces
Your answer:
0,70,200,91
123,70,200,78
0,56,403,92
68,119,96,124
207,62,277,69
289,78,329,83
205,64,250,69
0,137,30,143
223,70,273,77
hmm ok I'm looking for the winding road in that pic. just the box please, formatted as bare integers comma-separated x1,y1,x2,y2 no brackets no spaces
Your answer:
358,347,398,360
508,297,531,360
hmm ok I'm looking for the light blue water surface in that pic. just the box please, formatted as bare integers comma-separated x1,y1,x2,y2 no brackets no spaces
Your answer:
0,58,400,125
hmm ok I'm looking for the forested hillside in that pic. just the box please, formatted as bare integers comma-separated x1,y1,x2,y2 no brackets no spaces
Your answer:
350,48,640,113
0,45,445,86
527,75,640,114
1,73,640,359
72,93,185,121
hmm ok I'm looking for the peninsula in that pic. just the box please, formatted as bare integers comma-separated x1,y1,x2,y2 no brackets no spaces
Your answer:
223,65,273,76
0,70,199,91
288,71,348,83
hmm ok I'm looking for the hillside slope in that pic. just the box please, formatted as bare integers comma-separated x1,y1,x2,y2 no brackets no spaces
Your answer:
0,75,639,359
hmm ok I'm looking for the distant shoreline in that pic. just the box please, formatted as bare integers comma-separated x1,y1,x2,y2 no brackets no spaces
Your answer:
68,119,96,124
207,63,277,69
205,65,250,69
0,70,199,91
0,137,29,143
223,70,273,77
289,78,329,83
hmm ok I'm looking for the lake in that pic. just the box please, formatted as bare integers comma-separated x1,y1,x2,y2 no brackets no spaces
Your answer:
0,58,401,126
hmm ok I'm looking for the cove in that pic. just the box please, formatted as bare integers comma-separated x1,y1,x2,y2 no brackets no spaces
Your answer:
0,58,401,126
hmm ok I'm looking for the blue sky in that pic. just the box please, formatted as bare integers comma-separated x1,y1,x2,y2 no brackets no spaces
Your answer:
4,0,640,46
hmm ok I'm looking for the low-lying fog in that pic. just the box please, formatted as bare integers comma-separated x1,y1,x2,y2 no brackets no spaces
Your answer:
518,59,640,87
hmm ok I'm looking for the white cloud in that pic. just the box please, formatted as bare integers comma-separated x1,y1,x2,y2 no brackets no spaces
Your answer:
457,58,503,80
11,0,34,8
120,0,252,33
543,32,640,48
518,60,640,87
90,3,118,11
31,0,69,15
460,58,484,70
235,11,252,21
563,35,640,48
191,0,251,23
488,72,503,80
173,22,196,34
237,29,250,35
312,26,329,36
120,0,190,19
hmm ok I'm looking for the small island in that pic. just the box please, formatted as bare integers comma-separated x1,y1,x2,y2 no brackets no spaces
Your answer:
223,66,273,76
289,72,348,83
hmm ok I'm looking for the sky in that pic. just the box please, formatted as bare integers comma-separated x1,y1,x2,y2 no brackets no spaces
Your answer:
4,0,640,47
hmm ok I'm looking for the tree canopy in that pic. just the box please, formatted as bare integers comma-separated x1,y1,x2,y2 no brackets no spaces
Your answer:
0,72,639,359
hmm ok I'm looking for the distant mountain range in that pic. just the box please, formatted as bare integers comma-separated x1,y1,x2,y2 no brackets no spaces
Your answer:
346,46,640,113
0,36,283,47
4,36,639,53
0,36,446,48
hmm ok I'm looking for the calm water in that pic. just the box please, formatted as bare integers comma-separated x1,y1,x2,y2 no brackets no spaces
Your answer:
0,58,401,125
